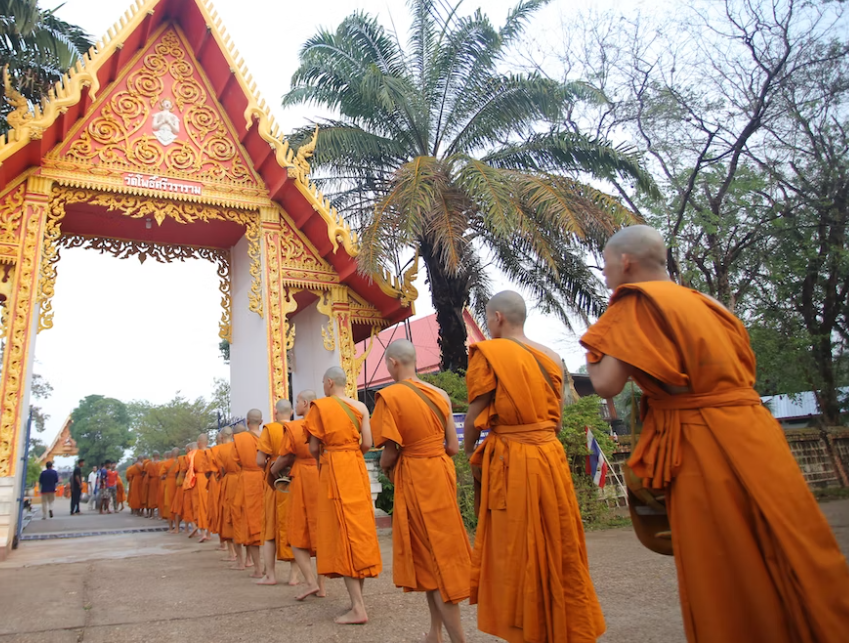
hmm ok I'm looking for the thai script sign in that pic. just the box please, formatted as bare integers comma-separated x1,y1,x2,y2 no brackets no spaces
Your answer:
123,173,202,195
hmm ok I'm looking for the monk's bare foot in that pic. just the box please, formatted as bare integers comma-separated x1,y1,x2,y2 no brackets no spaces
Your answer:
316,589,327,598
220,556,237,562
216,545,227,551
255,577,277,585
188,528,198,538
198,536,210,543
295,585,320,601
424,632,444,643
228,564,246,571
334,609,368,625
288,578,301,586
249,571,263,579
245,560,254,568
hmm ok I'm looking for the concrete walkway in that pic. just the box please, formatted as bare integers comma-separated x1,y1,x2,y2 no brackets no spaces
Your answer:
1,498,847,643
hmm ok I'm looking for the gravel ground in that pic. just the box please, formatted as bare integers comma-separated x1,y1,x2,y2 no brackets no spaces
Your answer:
0,497,846,643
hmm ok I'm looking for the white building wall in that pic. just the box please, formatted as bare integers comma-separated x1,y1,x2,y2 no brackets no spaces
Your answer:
229,234,270,420
290,299,340,397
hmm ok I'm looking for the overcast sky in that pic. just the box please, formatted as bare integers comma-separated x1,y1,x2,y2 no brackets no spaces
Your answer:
36,0,663,456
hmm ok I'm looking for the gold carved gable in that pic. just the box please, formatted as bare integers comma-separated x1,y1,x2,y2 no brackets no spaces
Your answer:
277,208,339,286
51,27,261,189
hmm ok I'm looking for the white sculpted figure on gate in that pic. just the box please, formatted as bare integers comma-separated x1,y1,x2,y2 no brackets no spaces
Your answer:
152,98,180,146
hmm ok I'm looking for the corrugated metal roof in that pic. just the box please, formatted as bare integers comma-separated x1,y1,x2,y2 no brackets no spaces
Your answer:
760,387,848,420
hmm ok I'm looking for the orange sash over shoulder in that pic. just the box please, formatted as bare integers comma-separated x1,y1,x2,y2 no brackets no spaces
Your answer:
581,281,849,643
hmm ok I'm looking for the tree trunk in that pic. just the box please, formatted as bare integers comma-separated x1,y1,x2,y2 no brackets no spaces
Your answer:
419,241,472,372
813,333,841,426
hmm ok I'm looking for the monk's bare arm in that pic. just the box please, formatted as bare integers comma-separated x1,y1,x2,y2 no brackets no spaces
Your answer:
444,404,460,457
464,392,493,457
360,411,374,453
586,355,631,398
270,454,294,476
380,442,399,473
256,450,269,469
308,435,321,465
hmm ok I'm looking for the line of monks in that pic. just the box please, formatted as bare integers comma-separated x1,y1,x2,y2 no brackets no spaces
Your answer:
119,230,849,643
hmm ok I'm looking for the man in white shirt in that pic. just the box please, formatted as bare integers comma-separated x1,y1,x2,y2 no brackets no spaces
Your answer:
87,465,99,510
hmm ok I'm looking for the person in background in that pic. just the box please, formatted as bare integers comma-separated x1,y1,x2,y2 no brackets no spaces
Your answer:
105,462,119,513
38,461,59,519
88,465,98,510
98,462,109,514
70,458,84,515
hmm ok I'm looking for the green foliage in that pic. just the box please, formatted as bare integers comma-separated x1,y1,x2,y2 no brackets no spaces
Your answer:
210,377,231,418
70,395,132,466
218,339,230,364
30,373,52,432
26,454,41,489
285,0,653,370
28,437,46,458
0,0,93,135
452,452,478,533
419,370,469,412
375,470,394,515
130,394,216,456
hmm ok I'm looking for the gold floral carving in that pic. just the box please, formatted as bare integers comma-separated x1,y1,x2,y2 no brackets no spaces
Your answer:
264,229,285,403
0,199,46,476
62,30,256,187
38,187,262,331
57,234,232,341
0,186,25,263
316,291,336,352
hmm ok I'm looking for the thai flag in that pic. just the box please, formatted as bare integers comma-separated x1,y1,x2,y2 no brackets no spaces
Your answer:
585,427,608,489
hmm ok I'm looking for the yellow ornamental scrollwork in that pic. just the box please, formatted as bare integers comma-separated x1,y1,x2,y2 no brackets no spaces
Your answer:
264,229,285,402
57,234,232,342
316,290,336,352
38,187,261,332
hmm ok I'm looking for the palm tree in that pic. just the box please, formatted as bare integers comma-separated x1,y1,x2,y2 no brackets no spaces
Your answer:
1,0,92,134
284,0,656,371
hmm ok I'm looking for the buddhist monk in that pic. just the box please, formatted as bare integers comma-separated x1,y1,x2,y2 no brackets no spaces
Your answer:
126,456,144,515
580,225,849,643
140,455,151,514
231,412,265,575
145,453,161,519
305,366,381,625
115,472,125,512
465,290,605,643
182,442,198,537
216,427,238,561
191,434,212,543
161,449,178,531
171,448,187,533
256,400,299,586
207,433,225,550
373,340,471,643
271,389,327,600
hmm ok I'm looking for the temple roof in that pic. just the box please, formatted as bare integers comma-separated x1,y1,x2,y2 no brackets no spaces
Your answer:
39,416,77,463
0,0,415,327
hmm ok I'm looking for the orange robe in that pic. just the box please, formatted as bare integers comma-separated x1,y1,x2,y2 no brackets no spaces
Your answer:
581,281,849,643
140,459,151,508
218,442,239,540
231,432,264,546
280,419,319,555
145,460,161,514
467,339,605,643
258,422,294,561
372,380,471,603
304,397,381,579
116,476,125,504
126,464,142,510
160,458,177,520
172,456,186,519
206,446,222,535
192,449,210,531
181,450,196,524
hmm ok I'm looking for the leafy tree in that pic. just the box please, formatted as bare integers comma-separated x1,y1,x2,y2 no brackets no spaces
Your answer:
218,339,230,364
284,0,654,371
420,370,468,412
26,453,41,489
0,0,92,134
130,394,216,456
69,395,132,466
29,372,52,432
210,377,231,419
28,437,46,458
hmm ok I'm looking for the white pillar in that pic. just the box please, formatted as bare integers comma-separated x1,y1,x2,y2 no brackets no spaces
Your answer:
290,299,341,396
229,234,269,421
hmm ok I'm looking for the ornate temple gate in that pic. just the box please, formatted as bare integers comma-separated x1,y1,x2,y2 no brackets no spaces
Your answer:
0,0,416,558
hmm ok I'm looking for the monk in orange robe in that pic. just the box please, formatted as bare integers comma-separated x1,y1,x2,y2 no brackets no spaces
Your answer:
181,442,198,535
217,426,239,562
305,367,381,625
126,457,143,515
255,400,298,586
207,434,225,550
465,291,605,643
139,456,151,513
192,434,212,543
374,340,471,643
171,450,187,533
272,390,326,600
115,475,125,512
231,412,265,575
160,449,178,529
580,225,849,643
144,453,161,519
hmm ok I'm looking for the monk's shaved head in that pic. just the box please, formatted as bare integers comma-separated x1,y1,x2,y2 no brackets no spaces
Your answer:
324,366,347,386
298,390,316,403
386,339,417,365
487,291,527,326
275,399,293,415
197,433,209,447
246,409,263,427
605,225,666,268
233,423,246,434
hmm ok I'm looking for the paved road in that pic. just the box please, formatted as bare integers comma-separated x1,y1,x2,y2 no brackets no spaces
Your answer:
1,498,846,643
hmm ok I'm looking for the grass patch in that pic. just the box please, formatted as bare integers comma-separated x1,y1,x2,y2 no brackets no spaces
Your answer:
813,487,849,503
